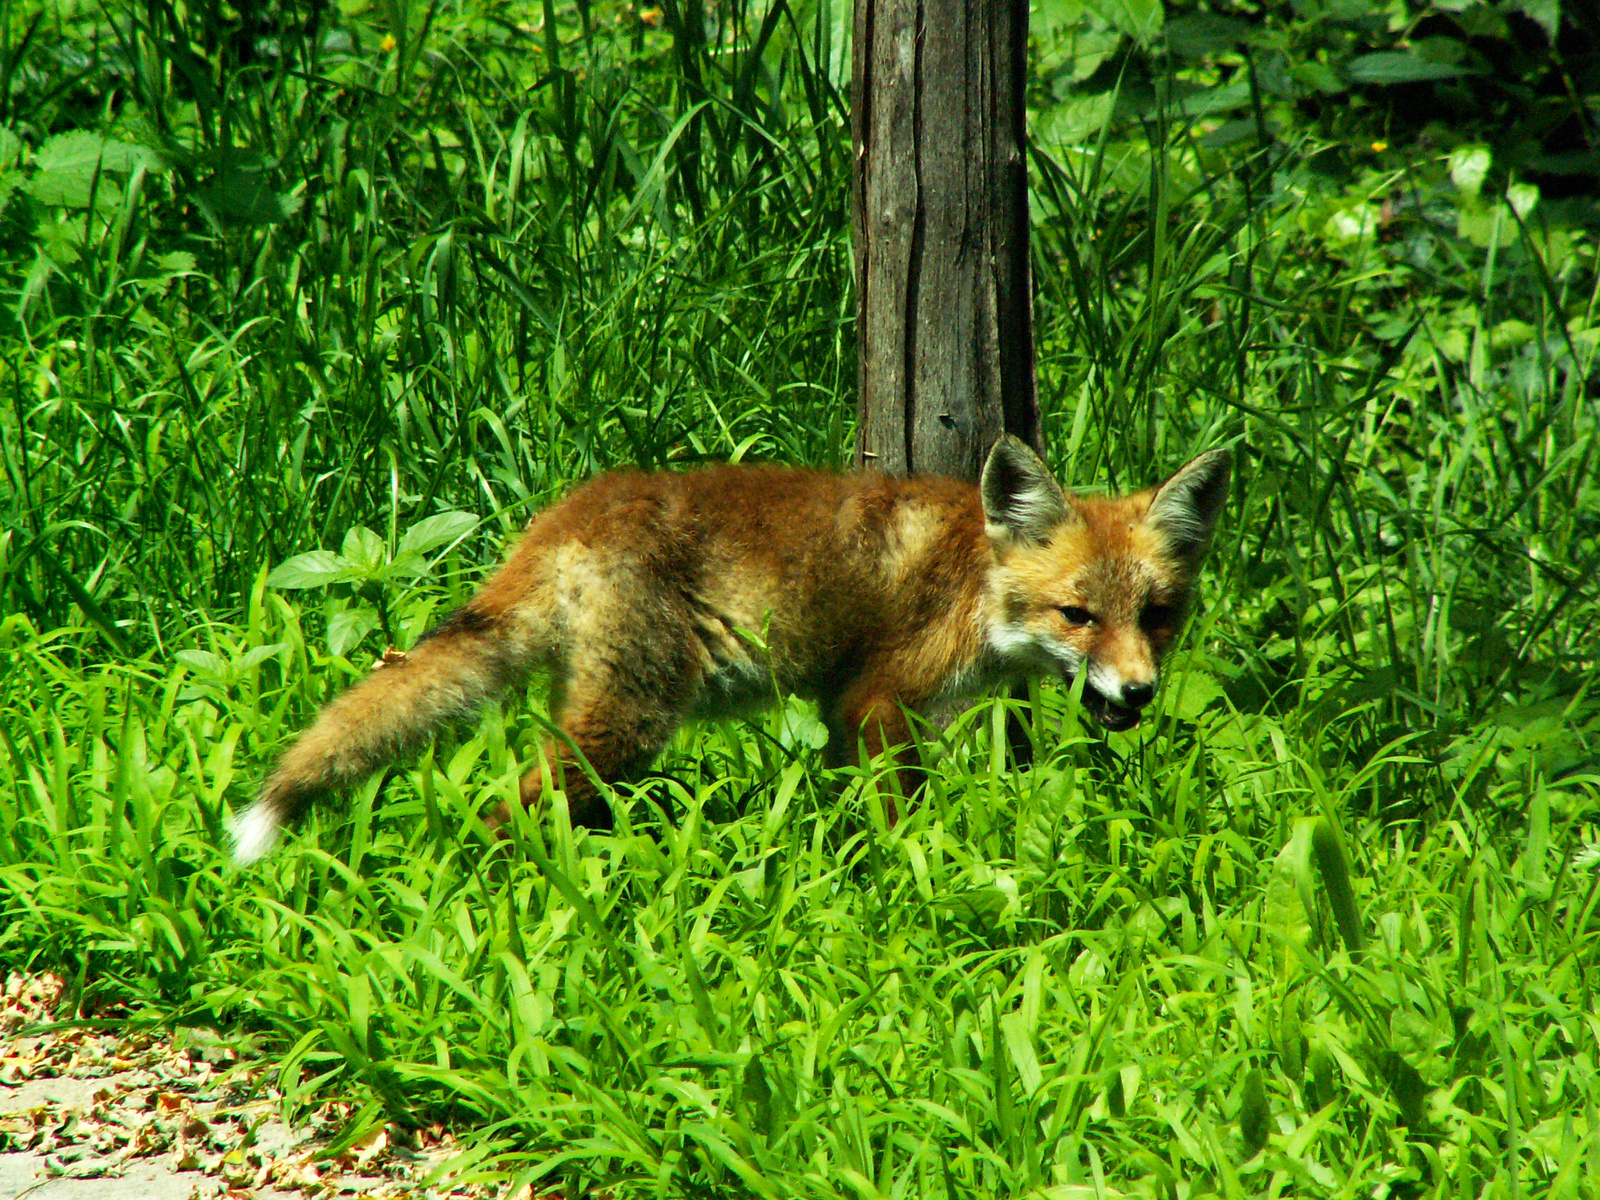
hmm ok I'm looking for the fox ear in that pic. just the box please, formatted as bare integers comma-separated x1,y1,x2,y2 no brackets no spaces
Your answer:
1147,448,1232,562
982,436,1070,546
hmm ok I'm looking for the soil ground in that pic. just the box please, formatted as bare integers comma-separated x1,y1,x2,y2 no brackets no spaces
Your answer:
1,974,492,1200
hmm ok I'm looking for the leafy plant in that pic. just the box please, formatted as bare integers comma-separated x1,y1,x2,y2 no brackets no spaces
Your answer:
265,511,478,652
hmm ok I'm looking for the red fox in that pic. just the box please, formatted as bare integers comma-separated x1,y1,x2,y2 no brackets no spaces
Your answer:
231,437,1230,862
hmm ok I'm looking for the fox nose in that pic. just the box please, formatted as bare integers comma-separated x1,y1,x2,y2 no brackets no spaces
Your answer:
1119,681,1155,710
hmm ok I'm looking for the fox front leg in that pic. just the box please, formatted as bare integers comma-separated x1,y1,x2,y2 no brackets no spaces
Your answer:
826,688,925,825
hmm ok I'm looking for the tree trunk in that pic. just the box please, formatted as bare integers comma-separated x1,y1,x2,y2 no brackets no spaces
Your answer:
852,0,1042,768
851,0,1040,479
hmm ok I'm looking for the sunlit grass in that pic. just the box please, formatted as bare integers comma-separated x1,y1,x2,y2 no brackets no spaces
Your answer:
4,599,1597,1195
2,0,1598,1197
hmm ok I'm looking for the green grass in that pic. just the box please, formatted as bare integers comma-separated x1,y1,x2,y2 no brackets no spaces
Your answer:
1,0,855,644
6,605,1599,1195
3,1,1599,1197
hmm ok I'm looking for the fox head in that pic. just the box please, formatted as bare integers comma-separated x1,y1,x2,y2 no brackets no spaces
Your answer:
979,436,1231,730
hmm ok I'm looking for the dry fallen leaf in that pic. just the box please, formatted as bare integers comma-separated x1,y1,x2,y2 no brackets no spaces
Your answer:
2,972,612,1199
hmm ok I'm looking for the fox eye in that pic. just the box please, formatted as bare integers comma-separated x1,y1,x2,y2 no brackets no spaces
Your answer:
1142,603,1175,630
1059,605,1095,626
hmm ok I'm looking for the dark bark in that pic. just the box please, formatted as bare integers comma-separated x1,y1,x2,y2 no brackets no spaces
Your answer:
851,0,1041,479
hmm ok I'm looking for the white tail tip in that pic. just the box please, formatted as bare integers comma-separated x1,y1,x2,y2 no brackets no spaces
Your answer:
229,802,282,864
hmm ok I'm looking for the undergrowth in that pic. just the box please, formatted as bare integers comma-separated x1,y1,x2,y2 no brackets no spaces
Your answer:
2,1,1598,1197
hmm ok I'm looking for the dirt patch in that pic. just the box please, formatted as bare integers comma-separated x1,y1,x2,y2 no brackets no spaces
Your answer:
1,974,501,1200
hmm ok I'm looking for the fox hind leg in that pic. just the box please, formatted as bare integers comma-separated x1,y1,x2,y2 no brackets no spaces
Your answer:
507,622,707,832
517,691,681,829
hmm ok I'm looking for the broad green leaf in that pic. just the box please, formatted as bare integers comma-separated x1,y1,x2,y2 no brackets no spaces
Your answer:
266,551,352,589
1000,1009,1044,1097
25,131,158,207
1088,0,1162,43
1507,181,1539,218
235,643,289,671
328,607,380,658
1034,0,1087,38
1346,53,1467,85
1264,820,1317,964
1292,61,1346,95
1513,0,1560,40
1165,13,1248,59
340,527,387,575
1174,80,1252,118
1323,203,1379,245
1037,94,1116,145
32,131,142,175
397,511,477,558
1311,815,1363,955
202,163,304,224
777,706,829,751
383,550,429,579
0,168,21,216
1456,205,1498,247
1170,670,1225,720
1450,145,1492,195
1490,319,1536,351
1238,1067,1269,1155
174,649,227,677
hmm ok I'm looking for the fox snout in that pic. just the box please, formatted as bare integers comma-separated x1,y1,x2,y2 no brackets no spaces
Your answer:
1118,680,1155,708
1078,654,1159,731
1081,627,1162,727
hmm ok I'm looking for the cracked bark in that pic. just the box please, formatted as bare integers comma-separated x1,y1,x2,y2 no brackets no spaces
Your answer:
851,0,1041,481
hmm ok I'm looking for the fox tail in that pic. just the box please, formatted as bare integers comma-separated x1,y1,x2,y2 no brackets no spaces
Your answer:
230,613,520,863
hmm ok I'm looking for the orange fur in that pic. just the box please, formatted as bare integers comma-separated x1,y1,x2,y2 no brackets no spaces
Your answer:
230,439,1229,861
